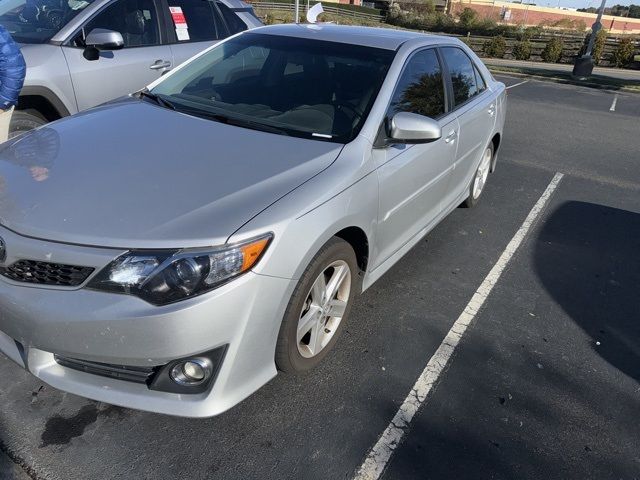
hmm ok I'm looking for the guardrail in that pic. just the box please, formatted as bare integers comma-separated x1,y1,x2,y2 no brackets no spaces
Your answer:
251,1,385,21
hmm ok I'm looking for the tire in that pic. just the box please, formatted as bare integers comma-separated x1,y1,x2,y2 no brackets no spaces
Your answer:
9,110,48,139
275,237,358,373
463,143,494,208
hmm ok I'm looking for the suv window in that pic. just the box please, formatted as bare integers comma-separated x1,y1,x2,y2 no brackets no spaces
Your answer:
441,47,479,106
0,0,97,44
167,0,226,42
388,48,446,119
83,0,160,47
217,3,247,34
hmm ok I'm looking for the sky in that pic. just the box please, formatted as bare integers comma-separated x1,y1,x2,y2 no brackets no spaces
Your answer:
534,0,636,8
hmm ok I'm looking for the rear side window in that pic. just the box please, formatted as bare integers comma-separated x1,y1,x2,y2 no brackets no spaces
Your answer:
167,0,226,42
388,48,446,119
217,3,248,34
441,47,479,106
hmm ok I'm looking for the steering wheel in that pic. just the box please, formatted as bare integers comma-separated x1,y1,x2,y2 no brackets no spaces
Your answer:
210,89,223,102
335,102,364,123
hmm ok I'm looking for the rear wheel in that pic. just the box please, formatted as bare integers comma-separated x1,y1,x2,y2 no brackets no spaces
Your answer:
275,238,358,373
9,110,48,139
463,144,493,208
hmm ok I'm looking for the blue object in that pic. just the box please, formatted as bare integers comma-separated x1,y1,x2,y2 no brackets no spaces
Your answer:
0,24,26,110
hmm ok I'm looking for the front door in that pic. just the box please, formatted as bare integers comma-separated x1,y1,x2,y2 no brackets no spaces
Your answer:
439,46,496,206
62,0,173,111
374,48,458,268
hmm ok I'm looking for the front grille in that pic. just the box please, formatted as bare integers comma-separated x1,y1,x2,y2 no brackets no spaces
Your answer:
0,260,94,286
54,355,157,384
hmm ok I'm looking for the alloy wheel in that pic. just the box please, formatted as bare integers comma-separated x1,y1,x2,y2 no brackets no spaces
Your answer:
296,260,351,358
472,147,493,200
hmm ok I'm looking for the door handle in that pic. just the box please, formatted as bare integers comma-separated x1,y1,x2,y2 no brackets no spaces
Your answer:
150,60,172,71
488,104,496,116
444,130,457,144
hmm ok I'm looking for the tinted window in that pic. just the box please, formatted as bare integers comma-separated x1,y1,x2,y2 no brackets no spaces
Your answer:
441,47,479,106
84,0,160,47
167,0,226,42
388,49,445,119
0,0,97,44
151,33,394,142
217,3,247,34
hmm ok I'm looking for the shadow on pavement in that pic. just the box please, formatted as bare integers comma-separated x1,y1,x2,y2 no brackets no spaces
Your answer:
534,201,640,383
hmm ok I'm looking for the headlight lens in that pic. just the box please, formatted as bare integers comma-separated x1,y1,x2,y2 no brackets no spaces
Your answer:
87,234,272,305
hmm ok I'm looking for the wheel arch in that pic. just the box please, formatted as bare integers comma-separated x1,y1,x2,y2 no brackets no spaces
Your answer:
490,132,501,172
334,226,369,274
18,86,71,122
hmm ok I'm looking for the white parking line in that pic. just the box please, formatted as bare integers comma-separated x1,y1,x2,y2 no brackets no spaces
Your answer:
354,172,564,480
609,95,618,112
506,80,529,90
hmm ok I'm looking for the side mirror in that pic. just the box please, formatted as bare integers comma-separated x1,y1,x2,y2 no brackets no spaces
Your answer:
85,28,124,51
389,112,442,144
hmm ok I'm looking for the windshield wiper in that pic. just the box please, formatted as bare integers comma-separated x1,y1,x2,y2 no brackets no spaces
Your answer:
139,90,176,110
181,109,290,136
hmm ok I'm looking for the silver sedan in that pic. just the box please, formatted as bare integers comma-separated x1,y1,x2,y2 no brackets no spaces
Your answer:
0,24,506,417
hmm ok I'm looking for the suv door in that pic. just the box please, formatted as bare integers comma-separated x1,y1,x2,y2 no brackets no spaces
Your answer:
62,0,173,111
439,46,496,207
374,48,459,268
162,0,230,67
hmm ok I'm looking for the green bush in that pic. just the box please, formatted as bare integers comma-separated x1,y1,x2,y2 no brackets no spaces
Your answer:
611,37,636,67
593,29,608,64
541,37,564,63
512,40,532,60
518,25,542,40
459,7,477,29
483,35,507,58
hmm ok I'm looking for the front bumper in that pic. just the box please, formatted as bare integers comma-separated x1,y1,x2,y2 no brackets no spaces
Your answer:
0,228,295,417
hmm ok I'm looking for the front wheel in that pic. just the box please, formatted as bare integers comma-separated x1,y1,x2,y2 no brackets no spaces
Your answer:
9,110,48,139
275,238,358,373
463,144,494,208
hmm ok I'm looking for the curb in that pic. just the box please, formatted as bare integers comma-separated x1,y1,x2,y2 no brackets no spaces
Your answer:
488,67,640,94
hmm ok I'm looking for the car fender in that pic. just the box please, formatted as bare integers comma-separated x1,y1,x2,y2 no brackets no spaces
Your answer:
228,136,379,286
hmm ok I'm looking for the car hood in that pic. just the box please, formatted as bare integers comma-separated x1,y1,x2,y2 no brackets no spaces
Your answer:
0,101,342,248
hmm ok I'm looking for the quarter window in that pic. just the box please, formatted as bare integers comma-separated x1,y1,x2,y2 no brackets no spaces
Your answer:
167,0,226,42
441,47,479,106
474,65,486,92
83,0,160,48
388,49,446,119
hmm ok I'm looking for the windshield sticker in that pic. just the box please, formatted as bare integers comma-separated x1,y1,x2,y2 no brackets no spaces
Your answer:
169,6,190,40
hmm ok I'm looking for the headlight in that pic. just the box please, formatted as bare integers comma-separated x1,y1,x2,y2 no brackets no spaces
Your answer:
87,234,272,305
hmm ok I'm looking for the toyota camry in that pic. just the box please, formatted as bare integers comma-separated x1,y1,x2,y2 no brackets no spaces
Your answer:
0,24,505,417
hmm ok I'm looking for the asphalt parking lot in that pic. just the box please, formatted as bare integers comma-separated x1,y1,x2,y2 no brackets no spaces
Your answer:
1,76,639,480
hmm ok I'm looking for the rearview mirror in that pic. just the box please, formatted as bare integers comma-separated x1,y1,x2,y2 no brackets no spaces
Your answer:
389,112,442,144
85,28,124,51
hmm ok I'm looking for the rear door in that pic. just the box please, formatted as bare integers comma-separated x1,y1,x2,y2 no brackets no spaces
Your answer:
374,48,459,268
62,0,173,111
162,0,230,67
439,46,496,208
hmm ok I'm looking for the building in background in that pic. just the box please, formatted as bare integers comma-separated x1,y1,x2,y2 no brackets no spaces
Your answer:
450,0,640,34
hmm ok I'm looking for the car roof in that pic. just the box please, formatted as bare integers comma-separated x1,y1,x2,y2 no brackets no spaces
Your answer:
250,24,447,51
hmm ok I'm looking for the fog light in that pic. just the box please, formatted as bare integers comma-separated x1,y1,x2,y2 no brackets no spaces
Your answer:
170,358,212,386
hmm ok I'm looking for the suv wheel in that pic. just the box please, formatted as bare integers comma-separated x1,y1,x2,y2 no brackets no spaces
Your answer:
9,110,48,139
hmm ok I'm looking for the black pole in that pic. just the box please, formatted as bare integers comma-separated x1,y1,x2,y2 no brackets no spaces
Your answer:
573,0,607,78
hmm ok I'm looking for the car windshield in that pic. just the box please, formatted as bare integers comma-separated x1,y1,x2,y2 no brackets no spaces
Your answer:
0,0,96,44
150,32,395,143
